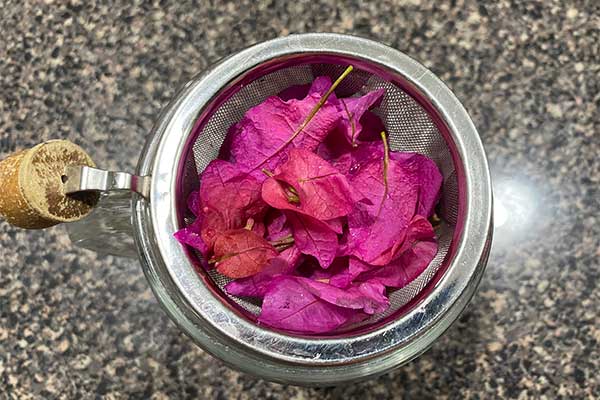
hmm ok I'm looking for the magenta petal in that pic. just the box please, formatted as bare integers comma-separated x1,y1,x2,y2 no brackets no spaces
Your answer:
318,138,385,177
261,177,294,212
354,282,390,314
401,237,438,280
174,225,209,258
327,257,373,288
308,76,335,95
328,271,353,288
346,142,386,175
307,257,349,281
212,229,278,278
345,155,419,265
174,217,211,269
258,276,357,334
196,160,267,248
297,277,389,314
187,190,200,216
265,209,290,241
261,149,354,220
338,89,385,146
277,84,310,101
251,220,266,238
390,153,443,218
306,256,360,289
258,274,389,333
287,213,338,269
277,149,354,220
395,215,436,254
349,257,374,276
297,257,389,314
357,240,437,288
228,77,341,173
347,152,442,266
356,215,438,288
199,160,266,218
266,210,287,234
225,246,301,298
324,217,343,234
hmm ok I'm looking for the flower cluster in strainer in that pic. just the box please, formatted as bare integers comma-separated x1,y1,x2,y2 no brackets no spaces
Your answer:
175,67,442,334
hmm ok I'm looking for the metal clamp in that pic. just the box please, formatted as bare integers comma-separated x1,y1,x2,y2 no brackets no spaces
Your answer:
63,165,151,199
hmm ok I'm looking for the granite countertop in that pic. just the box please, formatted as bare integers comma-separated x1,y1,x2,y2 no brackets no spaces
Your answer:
1,0,598,398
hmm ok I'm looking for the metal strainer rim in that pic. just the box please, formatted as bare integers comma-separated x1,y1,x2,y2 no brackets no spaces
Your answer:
133,33,492,385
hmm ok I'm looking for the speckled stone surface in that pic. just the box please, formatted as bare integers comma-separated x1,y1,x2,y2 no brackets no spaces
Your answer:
1,0,598,398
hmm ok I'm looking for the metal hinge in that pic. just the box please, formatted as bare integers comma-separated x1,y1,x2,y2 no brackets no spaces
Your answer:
63,165,151,199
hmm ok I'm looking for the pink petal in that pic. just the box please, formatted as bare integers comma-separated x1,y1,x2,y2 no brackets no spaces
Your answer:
196,160,267,248
258,276,357,334
186,190,200,216
174,217,209,259
345,156,418,265
390,153,443,218
261,149,354,220
225,246,302,298
213,229,278,278
317,137,385,177
277,84,310,101
229,77,341,173
337,89,385,146
264,209,291,241
297,277,389,314
354,216,438,288
287,213,338,269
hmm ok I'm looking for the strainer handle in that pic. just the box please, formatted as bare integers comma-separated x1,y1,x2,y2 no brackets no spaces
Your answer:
63,165,150,198
0,140,149,257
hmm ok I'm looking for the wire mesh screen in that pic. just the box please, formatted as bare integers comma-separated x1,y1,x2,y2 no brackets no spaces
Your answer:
185,63,458,330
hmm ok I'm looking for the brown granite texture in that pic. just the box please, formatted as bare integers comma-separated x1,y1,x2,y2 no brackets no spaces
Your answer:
0,0,599,398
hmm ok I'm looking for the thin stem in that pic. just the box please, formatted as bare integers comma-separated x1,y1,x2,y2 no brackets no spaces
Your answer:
298,171,338,183
376,130,390,217
380,130,389,192
250,65,354,171
261,168,274,178
269,234,294,247
274,243,294,252
209,253,234,265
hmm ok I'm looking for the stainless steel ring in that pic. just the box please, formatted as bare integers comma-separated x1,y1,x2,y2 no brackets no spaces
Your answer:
133,33,493,385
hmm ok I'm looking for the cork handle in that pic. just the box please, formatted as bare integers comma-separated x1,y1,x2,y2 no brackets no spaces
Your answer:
0,140,99,229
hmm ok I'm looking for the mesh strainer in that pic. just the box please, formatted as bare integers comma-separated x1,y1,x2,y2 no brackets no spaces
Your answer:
134,34,492,384
1,34,492,385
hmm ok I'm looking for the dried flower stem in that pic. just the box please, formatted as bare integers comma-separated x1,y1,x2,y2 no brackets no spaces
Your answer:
376,130,390,218
274,243,294,252
251,65,354,171
269,234,294,247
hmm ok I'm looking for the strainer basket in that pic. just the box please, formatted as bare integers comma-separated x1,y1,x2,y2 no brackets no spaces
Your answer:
133,34,492,385
1,33,492,386
188,62,456,330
